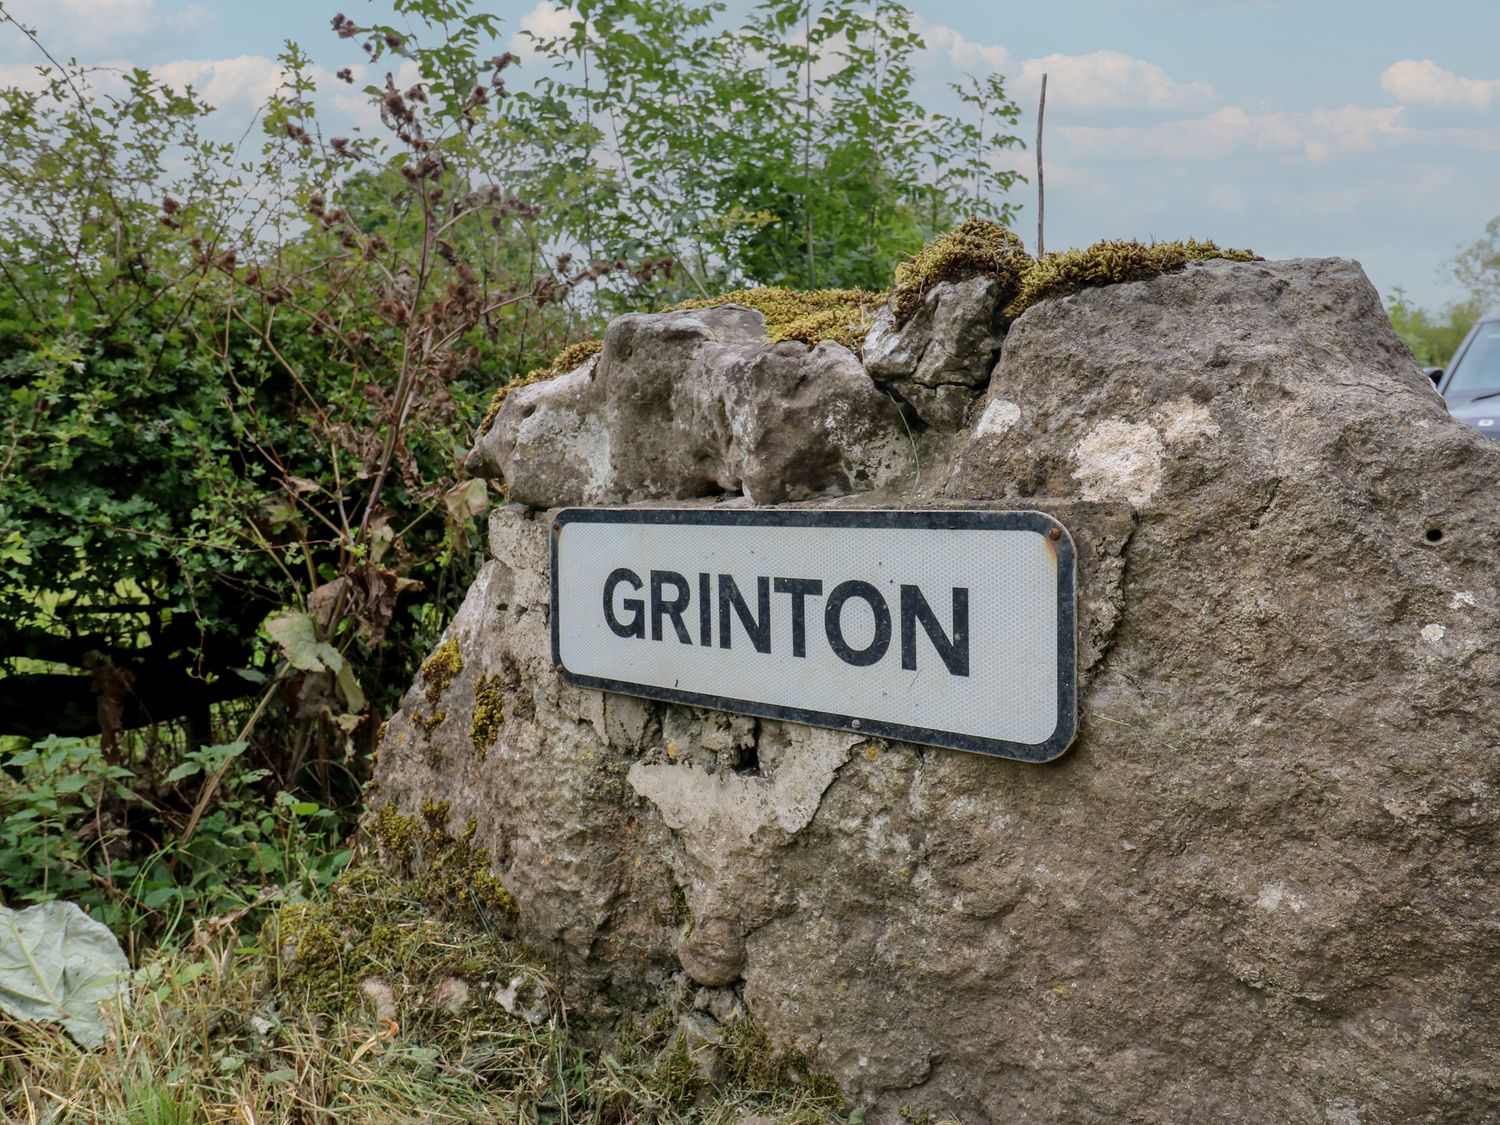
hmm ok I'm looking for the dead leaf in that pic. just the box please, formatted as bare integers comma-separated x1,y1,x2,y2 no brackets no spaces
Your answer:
443,478,489,551
85,652,135,759
309,577,352,635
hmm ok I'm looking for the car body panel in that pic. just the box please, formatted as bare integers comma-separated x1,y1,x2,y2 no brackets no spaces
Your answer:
1436,315,1500,440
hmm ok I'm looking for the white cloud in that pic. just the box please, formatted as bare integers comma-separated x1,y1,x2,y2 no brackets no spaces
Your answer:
1062,104,1408,162
1381,59,1500,112
0,0,210,62
0,60,51,92
912,17,1012,76
1016,51,1215,113
154,55,286,114
912,20,1213,115
510,2,579,54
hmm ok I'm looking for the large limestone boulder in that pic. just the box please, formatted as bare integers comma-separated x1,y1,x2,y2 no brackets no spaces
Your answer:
368,258,1500,1123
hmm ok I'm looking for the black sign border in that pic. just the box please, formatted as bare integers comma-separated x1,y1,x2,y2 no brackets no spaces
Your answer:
550,507,1077,763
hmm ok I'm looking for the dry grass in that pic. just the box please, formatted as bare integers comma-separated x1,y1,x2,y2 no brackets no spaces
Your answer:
0,873,850,1125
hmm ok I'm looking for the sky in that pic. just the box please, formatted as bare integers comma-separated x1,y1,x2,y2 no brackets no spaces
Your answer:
1,0,1496,310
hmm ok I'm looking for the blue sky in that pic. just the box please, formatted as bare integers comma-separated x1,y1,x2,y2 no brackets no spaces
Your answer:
2,0,1497,309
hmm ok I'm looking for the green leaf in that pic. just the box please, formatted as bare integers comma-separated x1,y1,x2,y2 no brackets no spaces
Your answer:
0,900,130,1048
264,611,343,674
164,760,202,784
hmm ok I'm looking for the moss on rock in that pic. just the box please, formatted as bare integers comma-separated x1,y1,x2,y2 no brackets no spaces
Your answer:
369,801,517,920
414,638,463,732
1005,237,1259,319
273,863,536,1037
420,638,463,707
469,225,1260,437
478,337,602,436
672,286,883,351
720,1018,846,1108
889,217,1033,327
470,674,506,762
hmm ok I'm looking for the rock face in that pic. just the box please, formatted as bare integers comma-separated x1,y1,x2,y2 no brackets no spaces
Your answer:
863,274,1008,430
370,260,1500,1123
466,305,911,506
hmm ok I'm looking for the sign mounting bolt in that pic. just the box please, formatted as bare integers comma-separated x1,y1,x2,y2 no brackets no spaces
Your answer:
1047,527,1062,541
851,719,862,730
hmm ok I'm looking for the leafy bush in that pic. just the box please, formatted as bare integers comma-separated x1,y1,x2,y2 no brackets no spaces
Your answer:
0,734,349,956
1386,287,1479,368
514,0,1025,297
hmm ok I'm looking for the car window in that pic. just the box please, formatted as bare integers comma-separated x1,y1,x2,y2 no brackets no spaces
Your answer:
1447,321,1500,394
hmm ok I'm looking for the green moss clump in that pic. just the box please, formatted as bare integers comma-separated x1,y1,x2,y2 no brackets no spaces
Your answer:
478,337,603,436
1005,237,1260,319
470,674,505,762
420,638,463,707
889,217,1033,327
672,286,883,351
647,1033,704,1104
470,227,1259,436
369,801,517,919
273,862,536,1034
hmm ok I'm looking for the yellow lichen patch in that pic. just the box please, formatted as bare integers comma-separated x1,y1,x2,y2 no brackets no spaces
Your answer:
470,674,505,762
672,286,884,351
889,217,1033,327
477,337,602,436
420,638,463,711
1005,237,1260,319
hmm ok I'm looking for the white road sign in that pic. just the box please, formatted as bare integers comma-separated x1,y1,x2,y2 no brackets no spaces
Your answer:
550,508,1077,761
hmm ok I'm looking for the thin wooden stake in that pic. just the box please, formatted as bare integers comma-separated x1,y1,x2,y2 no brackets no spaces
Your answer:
1036,73,1047,258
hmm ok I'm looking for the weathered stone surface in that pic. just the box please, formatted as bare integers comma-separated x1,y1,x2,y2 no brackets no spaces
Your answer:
466,305,911,506
862,276,1006,431
676,916,746,987
373,257,1500,1123
864,275,1006,387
